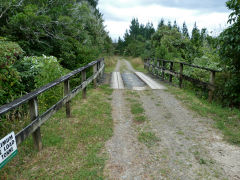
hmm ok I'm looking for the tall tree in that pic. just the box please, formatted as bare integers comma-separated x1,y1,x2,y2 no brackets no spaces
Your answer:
219,0,240,106
167,21,172,29
173,20,180,32
128,18,140,40
182,22,189,38
191,22,201,46
158,18,165,29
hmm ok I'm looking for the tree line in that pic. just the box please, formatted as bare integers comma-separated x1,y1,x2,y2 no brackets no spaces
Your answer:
115,0,240,108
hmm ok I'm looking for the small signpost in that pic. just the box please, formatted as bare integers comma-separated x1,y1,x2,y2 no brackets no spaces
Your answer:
0,132,18,170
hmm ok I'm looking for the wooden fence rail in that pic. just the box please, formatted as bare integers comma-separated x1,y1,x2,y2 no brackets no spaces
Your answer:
0,58,105,151
144,58,220,102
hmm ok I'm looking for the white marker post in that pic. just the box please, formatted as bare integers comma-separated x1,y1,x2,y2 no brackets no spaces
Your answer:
0,132,18,170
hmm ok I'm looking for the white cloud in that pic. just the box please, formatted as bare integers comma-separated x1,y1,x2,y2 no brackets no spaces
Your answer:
98,1,230,41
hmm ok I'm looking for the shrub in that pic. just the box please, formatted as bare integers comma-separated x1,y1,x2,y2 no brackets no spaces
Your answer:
0,40,24,105
22,55,69,113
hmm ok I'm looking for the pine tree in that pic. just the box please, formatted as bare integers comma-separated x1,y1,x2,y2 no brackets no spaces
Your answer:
173,20,180,32
191,22,201,46
158,18,165,29
167,21,172,29
129,18,140,40
182,22,189,38
200,28,207,42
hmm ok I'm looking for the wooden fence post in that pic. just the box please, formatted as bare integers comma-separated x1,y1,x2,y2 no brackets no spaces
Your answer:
97,61,100,83
101,59,105,79
93,64,97,88
81,70,87,99
150,58,153,73
179,63,183,88
157,59,160,77
169,62,173,83
148,59,150,71
29,98,42,151
162,60,165,80
64,80,71,118
208,71,215,102
154,58,157,75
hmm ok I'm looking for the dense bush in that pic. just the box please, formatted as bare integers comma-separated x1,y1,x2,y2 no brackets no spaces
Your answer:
21,55,69,112
0,40,25,105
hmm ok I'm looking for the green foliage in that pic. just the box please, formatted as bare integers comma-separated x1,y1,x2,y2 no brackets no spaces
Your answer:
218,0,240,106
22,55,68,112
182,22,189,38
152,25,186,60
0,40,26,139
116,18,155,57
0,40,24,105
0,0,113,70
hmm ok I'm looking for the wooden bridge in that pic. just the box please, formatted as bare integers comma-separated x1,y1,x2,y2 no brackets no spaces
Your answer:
0,57,220,152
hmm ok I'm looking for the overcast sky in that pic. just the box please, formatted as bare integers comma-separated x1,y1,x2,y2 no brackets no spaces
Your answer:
98,0,230,41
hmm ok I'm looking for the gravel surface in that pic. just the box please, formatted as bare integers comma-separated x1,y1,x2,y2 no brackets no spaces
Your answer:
104,59,240,180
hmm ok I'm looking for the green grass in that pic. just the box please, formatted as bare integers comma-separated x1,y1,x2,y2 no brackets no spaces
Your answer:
134,115,146,123
167,85,240,146
131,103,144,115
0,85,113,179
138,131,159,148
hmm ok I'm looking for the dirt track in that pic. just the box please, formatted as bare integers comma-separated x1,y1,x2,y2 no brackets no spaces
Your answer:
104,59,240,180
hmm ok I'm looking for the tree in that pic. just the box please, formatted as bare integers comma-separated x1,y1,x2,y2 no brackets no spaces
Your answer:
151,26,187,60
190,22,202,58
218,0,240,106
129,18,140,40
119,18,155,57
173,20,180,32
167,21,172,29
158,18,165,29
182,22,189,38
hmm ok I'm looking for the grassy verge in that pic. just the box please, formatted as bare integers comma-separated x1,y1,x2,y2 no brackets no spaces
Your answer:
0,85,113,179
104,56,118,73
167,85,240,146
125,57,147,73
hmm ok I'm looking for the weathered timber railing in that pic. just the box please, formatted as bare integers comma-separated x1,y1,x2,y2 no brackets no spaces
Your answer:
144,58,220,102
0,58,105,151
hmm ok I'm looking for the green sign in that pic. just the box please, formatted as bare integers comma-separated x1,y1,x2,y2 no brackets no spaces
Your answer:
0,132,18,170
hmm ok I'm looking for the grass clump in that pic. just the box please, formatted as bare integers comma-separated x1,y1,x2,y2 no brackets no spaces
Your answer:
131,103,144,115
138,131,159,147
134,115,146,123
